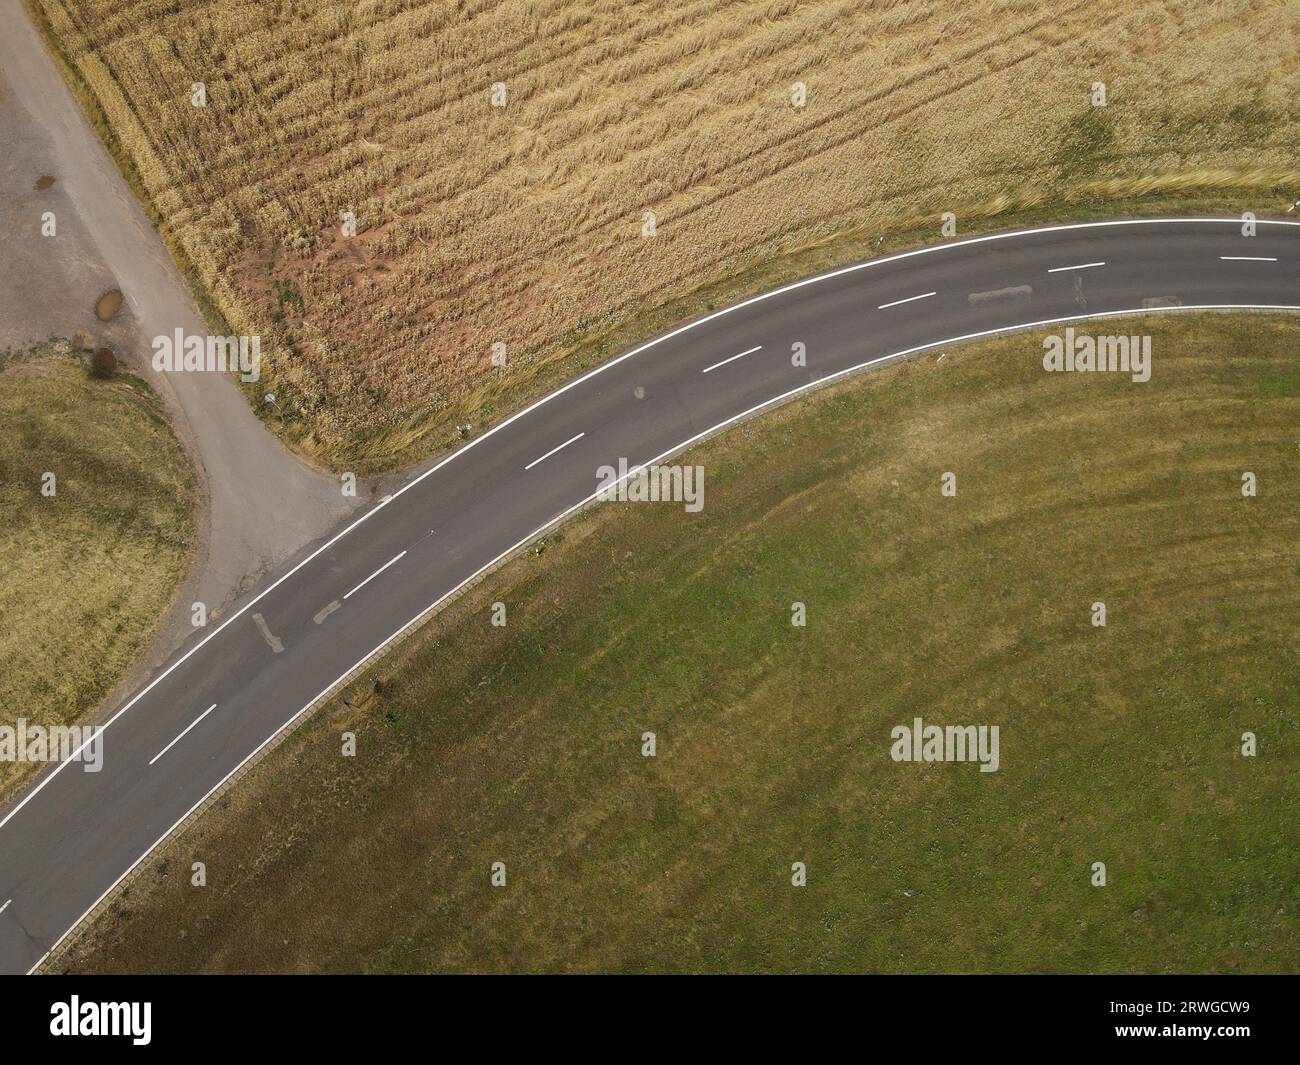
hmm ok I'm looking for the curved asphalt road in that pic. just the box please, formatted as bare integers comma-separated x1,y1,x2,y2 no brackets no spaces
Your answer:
2,217,1298,973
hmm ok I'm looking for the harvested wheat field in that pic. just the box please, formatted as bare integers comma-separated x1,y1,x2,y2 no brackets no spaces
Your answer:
32,0,1300,469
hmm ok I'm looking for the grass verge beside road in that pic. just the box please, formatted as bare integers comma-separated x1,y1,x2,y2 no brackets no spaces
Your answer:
0,346,196,802
60,314,1298,973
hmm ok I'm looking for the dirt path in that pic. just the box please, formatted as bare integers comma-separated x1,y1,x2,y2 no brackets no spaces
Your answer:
0,7,361,678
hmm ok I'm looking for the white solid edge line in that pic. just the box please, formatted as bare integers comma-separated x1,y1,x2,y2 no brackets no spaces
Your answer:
29,297,1300,974
147,705,217,767
701,345,762,374
524,432,585,470
2,215,1297,836
877,291,935,309
343,551,407,600
1220,256,1278,261
1047,261,1106,273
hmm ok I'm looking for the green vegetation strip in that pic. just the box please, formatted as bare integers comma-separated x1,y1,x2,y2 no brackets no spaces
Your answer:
65,315,1297,973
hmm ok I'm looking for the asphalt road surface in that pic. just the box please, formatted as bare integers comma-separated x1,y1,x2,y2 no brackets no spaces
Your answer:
2,217,1297,973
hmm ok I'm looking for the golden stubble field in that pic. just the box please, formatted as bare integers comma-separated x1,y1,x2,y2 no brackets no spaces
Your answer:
33,0,1300,467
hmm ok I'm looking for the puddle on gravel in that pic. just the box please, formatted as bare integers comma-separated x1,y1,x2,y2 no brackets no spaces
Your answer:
34,175,55,190
95,289,123,321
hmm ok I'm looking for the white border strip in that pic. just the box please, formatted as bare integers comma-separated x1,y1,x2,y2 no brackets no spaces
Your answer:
28,297,1300,975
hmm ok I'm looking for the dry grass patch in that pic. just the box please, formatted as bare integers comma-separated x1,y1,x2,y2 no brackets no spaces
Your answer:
0,347,196,800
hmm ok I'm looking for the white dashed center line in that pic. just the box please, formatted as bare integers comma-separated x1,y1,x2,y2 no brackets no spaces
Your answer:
0,899,11,915
1220,255,1277,261
343,551,407,600
1047,261,1106,273
149,704,216,767
523,432,585,470
701,345,763,374
877,291,936,310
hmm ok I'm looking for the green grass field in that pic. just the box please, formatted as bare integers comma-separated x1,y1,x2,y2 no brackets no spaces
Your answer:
0,347,196,800
61,314,1298,974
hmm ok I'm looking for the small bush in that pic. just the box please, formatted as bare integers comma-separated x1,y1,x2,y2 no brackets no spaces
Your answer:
90,348,117,379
